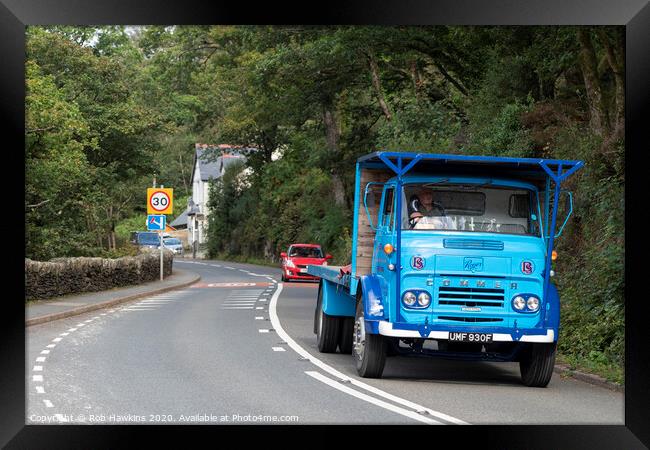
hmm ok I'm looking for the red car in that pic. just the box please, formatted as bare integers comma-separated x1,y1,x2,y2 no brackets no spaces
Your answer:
280,244,332,282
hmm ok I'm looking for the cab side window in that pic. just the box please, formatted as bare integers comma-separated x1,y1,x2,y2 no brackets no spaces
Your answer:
382,188,395,230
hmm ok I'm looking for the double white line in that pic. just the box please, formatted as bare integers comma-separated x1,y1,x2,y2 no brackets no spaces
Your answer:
268,283,468,425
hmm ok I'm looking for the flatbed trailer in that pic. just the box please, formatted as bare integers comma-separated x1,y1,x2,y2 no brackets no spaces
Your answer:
307,151,583,387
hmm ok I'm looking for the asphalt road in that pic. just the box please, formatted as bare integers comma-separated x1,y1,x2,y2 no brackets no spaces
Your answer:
26,259,624,425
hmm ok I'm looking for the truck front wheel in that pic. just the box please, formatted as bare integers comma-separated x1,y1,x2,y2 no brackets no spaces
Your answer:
353,299,386,378
519,342,557,387
315,282,340,353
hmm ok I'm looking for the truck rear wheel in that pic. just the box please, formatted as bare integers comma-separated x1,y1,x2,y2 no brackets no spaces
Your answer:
315,282,340,353
338,317,354,354
519,342,557,387
353,299,386,378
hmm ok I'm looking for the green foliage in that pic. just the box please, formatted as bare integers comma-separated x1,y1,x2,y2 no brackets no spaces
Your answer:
26,25,625,381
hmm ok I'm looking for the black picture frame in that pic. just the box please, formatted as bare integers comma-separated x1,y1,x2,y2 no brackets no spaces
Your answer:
3,1,648,447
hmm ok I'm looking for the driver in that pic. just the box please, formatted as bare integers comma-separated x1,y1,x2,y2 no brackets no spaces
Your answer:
409,189,443,227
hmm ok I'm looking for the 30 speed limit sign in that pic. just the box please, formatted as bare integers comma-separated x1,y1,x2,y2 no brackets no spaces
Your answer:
147,188,173,215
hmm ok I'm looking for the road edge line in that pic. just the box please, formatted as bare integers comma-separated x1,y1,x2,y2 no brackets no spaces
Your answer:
268,282,468,425
304,371,440,424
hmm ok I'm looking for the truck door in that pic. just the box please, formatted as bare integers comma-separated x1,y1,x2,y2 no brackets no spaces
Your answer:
373,185,396,304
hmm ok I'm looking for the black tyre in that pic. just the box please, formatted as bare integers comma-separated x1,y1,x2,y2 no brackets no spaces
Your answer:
315,282,340,353
519,342,557,387
281,272,287,282
352,297,386,378
338,317,354,354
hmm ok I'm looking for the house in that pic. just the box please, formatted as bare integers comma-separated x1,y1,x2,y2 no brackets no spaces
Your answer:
186,143,250,247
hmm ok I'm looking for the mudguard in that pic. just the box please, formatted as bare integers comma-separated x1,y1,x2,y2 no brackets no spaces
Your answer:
359,274,387,322
320,279,356,317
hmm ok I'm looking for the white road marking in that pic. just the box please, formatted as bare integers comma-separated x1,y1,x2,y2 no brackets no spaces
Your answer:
85,319,93,323
225,266,235,269
52,338,62,342
43,400,54,408
258,329,270,333
305,371,440,425
255,317,264,320
36,386,45,394
93,316,100,319
258,299,267,302
100,313,107,316
33,375,43,382
40,350,50,355
269,283,468,425
33,366,43,371
46,344,56,348
77,323,85,327
272,347,286,352
36,357,46,362
67,328,77,332
59,332,69,336
222,307,254,310
223,301,256,304
256,307,264,310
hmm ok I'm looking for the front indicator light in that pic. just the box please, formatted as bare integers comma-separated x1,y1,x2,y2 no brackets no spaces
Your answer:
513,296,526,310
403,292,416,307
527,296,540,311
384,243,394,255
417,292,431,307
551,250,558,261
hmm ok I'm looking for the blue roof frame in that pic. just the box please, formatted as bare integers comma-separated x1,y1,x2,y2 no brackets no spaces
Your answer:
357,151,584,184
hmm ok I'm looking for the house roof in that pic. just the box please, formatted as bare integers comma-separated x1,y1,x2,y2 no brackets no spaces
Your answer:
170,208,188,227
190,143,253,184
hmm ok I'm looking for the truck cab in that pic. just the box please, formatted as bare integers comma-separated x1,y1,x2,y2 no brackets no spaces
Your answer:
307,152,582,387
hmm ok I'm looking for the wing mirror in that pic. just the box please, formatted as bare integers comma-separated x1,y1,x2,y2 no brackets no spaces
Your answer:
325,254,333,260
280,252,287,258
364,182,384,231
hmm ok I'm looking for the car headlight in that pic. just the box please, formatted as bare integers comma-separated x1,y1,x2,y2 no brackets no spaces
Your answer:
402,292,417,307
527,296,540,311
417,292,431,307
513,296,526,310
322,261,328,266
286,260,296,268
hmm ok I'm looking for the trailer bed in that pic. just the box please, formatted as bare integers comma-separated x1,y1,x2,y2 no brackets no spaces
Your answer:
306,265,352,289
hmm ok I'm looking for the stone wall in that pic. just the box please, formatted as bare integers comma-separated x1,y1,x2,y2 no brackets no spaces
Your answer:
25,250,174,301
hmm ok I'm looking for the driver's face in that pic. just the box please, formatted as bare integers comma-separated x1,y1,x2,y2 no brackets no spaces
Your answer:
420,190,433,205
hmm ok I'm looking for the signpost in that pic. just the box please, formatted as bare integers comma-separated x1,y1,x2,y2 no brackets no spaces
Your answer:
147,188,173,280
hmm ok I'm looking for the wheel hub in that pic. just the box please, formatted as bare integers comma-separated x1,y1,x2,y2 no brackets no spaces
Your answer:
353,316,365,360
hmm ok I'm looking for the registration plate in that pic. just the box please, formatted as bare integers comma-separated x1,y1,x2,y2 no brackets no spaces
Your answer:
448,332,493,343
300,268,307,273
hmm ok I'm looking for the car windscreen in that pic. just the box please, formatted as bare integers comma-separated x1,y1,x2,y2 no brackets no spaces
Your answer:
402,183,539,236
164,238,181,245
138,233,160,245
288,246,323,258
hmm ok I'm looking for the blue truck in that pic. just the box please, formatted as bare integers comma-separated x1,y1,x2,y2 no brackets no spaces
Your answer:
307,152,583,387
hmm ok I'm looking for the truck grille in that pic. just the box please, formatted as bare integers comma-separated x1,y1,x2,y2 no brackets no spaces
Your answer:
437,286,505,308
438,316,503,323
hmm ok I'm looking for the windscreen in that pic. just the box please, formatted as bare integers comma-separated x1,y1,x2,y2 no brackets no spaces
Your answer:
288,246,323,258
164,238,181,245
401,183,538,235
138,233,160,245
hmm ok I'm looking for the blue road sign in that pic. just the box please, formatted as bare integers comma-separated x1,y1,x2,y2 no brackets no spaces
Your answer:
147,214,166,231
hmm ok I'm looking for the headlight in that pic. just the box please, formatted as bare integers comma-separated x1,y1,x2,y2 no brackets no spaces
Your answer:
286,260,296,268
527,296,540,311
322,261,328,266
513,296,526,310
402,292,417,307
417,292,431,307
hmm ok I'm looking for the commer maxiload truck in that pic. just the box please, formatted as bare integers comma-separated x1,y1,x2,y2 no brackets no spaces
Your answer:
307,152,583,387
